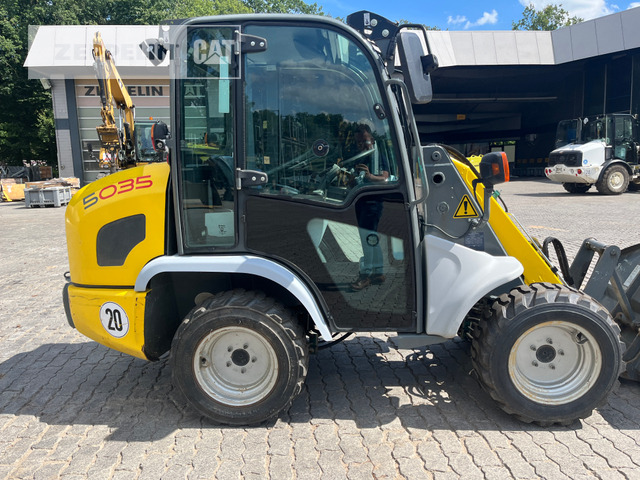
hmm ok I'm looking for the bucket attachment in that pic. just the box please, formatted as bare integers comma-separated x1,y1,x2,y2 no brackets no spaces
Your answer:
548,238,640,380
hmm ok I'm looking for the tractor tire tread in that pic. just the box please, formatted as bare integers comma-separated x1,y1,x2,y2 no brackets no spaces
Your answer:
171,289,308,425
471,282,624,425
596,164,629,195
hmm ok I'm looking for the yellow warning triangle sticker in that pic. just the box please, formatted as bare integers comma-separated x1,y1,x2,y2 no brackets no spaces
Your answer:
453,194,479,218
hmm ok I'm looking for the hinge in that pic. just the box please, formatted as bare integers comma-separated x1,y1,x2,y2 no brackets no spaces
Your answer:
236,168,268,190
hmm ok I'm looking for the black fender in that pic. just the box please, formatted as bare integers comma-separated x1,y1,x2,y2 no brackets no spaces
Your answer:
597,159,632,182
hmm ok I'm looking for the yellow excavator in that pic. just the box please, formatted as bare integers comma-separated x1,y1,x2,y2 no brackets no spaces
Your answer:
91,32,167,172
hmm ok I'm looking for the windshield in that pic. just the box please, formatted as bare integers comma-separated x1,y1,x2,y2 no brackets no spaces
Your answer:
135,121,163,162
243,24,400,204
555,119,580,148
581,116,608,143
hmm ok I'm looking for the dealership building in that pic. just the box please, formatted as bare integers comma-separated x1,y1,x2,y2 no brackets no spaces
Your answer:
25,7,640,184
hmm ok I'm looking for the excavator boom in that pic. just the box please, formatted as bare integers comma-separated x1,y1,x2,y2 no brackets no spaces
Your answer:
92,32,137,171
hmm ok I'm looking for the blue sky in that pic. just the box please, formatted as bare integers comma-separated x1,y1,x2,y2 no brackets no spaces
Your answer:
321,0,640,30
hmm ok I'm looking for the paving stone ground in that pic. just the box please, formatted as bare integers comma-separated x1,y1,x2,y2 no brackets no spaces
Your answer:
1,178,639,480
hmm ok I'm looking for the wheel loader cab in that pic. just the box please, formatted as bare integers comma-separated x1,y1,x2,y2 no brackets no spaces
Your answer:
174,21,419,331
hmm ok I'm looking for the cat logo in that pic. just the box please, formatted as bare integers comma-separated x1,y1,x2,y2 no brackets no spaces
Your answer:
192,39,234,65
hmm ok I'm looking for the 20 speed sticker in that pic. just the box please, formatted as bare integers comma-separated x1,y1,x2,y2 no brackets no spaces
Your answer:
100,302,130,338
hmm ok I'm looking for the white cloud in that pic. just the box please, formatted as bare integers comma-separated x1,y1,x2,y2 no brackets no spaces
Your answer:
518,0,618,20
477,9,499,25
464,9,499,29
629,2,640,8
447,15,468,25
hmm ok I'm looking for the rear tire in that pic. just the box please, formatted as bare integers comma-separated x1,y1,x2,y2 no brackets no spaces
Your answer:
562,183,591,194
471,283,623,425
596,164,629,194
170,290,308,425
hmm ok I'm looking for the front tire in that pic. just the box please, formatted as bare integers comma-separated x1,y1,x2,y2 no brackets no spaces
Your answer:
596,164,629,194
471,283,623,425
170,290,308,425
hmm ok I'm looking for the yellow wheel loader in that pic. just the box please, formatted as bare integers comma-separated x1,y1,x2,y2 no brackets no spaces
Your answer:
63,11,640,426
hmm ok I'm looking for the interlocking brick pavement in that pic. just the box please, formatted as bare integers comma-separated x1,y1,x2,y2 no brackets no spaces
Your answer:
1,178,639,479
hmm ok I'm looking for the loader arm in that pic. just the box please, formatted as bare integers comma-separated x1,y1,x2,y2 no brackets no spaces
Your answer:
92,32,137,170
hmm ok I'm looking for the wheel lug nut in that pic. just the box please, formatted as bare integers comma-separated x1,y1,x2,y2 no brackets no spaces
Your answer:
550,364,555,370
530,345,536,351
243,344,249,349
227,346,233,352
532,361,539,367
558,350,564,356
252,357,257,363
226,361,231,367
241,367,246,374
546,338,553,344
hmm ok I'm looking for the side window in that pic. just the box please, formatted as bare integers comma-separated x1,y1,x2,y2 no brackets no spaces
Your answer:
614,116,636,162
178,27,237,249
244,25,399,204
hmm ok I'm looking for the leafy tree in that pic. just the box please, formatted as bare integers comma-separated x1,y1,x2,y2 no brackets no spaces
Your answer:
0,1,77,166
169,0,251,18
106,0,251,24
243,0,322,14
512,3,582,31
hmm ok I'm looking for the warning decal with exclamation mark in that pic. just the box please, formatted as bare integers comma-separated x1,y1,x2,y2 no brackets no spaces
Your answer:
453,194,480,218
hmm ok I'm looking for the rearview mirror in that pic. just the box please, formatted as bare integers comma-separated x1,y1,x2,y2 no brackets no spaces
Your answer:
397,31,437,104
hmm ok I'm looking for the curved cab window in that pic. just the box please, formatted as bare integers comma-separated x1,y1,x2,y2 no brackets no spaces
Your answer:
244,25,399,204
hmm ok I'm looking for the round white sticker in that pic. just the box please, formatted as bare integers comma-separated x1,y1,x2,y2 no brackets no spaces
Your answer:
100,302,130,338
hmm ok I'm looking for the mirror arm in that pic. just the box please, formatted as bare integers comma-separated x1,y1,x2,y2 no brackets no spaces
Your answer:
470,180,493,230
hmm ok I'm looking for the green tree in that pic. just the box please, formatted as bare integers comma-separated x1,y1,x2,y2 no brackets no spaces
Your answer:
105,0,251,23
243,0,322,14
512,3,582,31
169,0,251,18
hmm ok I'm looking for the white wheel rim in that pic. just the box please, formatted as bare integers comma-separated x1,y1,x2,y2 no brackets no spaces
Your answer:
509,321,602,405
194,326,279,407
609,171,625,189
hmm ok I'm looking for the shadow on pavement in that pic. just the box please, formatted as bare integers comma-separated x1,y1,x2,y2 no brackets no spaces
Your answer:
0,337,638,441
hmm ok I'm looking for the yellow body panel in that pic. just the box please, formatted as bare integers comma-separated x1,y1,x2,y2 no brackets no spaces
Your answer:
452,159,562,285
65,162,170,287
67,285,148,359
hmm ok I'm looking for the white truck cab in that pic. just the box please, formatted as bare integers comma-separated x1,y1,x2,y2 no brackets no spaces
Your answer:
545,114,640,194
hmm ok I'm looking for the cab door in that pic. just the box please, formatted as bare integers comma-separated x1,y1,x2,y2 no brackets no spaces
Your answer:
240,23,417,331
